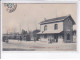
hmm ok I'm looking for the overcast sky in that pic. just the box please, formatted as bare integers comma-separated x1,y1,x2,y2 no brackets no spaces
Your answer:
2,3,77,34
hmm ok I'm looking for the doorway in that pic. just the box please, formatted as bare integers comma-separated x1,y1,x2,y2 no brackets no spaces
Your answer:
67,33,70,40
54,34,58,42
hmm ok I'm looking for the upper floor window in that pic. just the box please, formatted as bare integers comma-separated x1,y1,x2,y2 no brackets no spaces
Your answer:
44,25,47,31
54,24,58,30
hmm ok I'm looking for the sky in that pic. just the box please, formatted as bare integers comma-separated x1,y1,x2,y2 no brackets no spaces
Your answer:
2,3,77,34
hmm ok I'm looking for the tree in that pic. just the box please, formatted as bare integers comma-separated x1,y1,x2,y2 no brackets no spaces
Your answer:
33,29,40,41
21,29,28,40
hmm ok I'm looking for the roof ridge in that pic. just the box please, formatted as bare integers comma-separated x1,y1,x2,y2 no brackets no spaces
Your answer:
40,15,75,25
40,15,68,24
46,15,67,21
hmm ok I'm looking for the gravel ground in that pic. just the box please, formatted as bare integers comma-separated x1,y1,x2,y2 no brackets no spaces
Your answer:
3,39,77,51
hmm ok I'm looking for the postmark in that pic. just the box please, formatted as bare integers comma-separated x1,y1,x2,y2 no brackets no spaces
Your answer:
4,3,17,13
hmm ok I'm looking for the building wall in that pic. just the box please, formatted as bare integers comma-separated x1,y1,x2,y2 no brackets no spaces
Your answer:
40,22,63,43
63,17,73,43
40,22,63,32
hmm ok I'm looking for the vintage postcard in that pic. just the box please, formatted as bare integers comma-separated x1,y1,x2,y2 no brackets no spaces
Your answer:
2,3,77,51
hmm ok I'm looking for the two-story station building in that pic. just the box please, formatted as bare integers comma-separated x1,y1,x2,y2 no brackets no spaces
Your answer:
37,15,75,43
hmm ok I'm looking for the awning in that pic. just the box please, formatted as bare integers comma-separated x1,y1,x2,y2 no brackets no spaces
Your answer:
37,30,62,34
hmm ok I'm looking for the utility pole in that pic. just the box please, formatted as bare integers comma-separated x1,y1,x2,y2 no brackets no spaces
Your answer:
28,27,30,33
13,27,16,33
20,24,22,34
34,21,37,30
6,30,8,34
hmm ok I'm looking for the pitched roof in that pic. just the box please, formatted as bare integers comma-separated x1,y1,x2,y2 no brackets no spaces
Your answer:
40,15,75,25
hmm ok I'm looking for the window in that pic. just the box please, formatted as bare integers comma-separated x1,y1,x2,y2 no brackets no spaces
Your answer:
44,25,47,31
68,18,70,21
54,24,58,30
67,33,70,40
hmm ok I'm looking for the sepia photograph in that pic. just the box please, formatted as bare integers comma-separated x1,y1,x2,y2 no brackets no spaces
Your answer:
2,3,77,51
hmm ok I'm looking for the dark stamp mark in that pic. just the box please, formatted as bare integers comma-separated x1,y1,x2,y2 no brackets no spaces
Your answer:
4,3,17,13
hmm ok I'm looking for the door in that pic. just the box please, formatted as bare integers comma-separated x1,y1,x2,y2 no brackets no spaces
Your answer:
54,34,58,42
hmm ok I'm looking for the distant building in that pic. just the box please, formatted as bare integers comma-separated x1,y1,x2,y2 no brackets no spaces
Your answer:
37,15,76,43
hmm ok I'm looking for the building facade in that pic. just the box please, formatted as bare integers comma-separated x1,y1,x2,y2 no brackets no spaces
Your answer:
37,15,75,43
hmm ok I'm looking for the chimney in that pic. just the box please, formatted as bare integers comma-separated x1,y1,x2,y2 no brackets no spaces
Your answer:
44,18,46,21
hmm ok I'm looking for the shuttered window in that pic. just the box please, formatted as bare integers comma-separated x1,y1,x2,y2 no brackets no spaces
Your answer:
54,24,58,30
